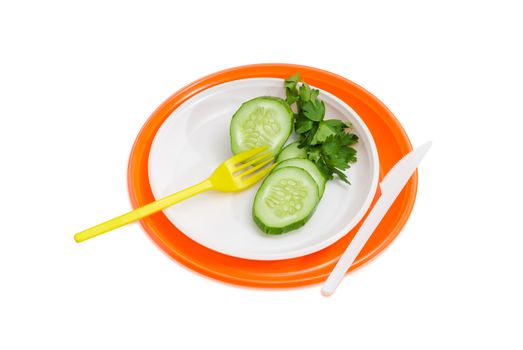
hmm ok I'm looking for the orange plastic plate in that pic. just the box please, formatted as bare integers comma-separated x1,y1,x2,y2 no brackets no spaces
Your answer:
128,64,417,288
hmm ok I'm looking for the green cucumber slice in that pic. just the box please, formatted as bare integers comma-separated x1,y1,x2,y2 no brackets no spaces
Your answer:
276,141,307,163
230,97,293,156
274,158,326,198
253,166,320,234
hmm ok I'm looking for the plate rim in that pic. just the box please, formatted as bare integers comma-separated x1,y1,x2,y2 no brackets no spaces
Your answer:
127,63,417,288
146,77,381,260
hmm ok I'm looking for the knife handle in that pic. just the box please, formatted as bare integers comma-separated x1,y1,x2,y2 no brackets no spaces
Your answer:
321,195,394,296
321,141,431,296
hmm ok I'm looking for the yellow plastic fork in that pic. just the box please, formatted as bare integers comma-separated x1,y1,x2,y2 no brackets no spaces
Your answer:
74,146,275,243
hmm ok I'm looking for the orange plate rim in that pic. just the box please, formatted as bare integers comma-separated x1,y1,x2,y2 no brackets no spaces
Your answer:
127,63,417,289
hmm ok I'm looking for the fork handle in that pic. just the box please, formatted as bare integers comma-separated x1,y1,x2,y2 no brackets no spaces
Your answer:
74,179,213,243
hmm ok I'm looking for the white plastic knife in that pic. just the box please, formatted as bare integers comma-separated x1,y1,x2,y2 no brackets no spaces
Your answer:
321,141,432,296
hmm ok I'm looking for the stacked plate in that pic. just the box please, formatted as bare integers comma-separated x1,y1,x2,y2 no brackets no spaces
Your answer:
128,64,417,288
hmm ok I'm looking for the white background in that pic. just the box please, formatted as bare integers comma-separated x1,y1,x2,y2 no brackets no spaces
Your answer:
1,1,522,349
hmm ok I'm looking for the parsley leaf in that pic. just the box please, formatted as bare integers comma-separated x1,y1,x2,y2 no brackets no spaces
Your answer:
283,73,359,183
295,118,313,133
301,100,325,121
299,83,311,101
311,120,347,145
285,73,300,89
285,73,300,105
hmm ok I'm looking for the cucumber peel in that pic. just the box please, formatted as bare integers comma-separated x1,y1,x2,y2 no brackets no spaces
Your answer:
230,97,293,157
253,167,319,235
276,141,307,163
274,158,326,198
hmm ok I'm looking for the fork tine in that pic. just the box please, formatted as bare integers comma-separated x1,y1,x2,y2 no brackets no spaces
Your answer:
241,163,276,186
228,146,268,165
234,151,273,172
238,156,275,178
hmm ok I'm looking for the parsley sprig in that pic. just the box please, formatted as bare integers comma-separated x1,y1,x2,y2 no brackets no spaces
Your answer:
284,73,358,183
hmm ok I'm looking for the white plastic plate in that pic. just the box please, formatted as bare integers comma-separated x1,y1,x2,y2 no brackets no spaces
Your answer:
148,78,379,260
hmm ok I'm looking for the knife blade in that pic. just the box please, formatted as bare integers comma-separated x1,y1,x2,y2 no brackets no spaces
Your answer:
321,141,432,296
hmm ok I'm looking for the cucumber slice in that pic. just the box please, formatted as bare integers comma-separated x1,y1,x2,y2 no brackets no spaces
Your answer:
276,141,307,163
274,158,326,197
253,167,320,234
230,97,293,156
